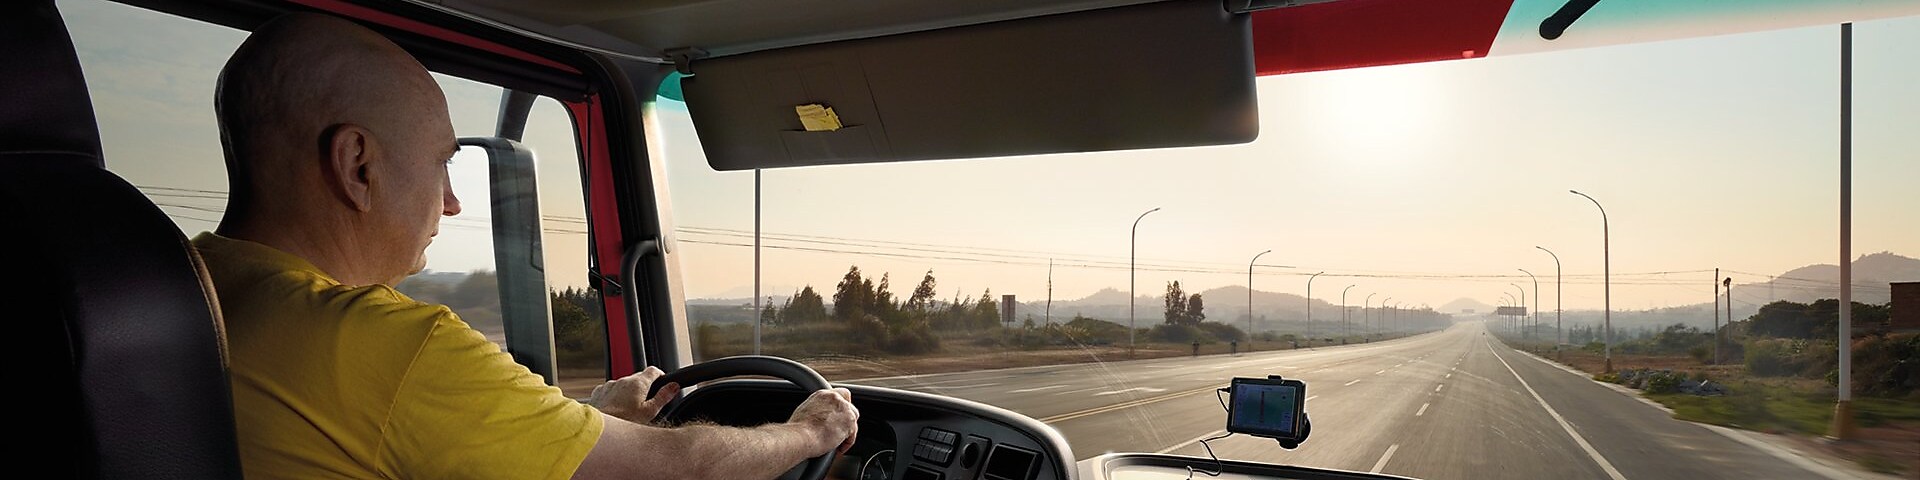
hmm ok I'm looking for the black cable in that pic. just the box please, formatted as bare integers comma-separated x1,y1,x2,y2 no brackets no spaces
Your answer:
1184,388,1236,480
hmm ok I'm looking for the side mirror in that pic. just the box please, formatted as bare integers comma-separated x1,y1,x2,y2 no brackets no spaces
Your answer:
458,137,558,385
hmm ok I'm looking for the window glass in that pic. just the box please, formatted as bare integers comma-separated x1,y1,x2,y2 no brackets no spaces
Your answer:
64,0,605,397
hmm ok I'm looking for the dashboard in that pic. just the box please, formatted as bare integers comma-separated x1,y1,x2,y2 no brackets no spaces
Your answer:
658,380,1075,480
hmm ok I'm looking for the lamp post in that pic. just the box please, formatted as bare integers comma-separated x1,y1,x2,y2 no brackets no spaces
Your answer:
1509,283,1525,339
1520,269,1538,340
1381,297,1393,337
1364,293,1377,338
1502,292,1517,334
1571,189,1612,372
1130,207,1161,357
1306,271,1325,346
1248,249,1272,351
1342,285,1356,342
1537,246,1563,349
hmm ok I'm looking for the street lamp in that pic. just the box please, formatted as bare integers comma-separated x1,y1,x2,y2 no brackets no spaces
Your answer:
1306,271,1325,346
1342,285,1357,341
1130,207,1161,357
1509,283,1525,338
1364,293,1377,338
1501,292,1517,333
1520,269,1538,340
1381,297,1393,337
1248,249,1272,350
1537,246,1563,348
1571,189,1612,372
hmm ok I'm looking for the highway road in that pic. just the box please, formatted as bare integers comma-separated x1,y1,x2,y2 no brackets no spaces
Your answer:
848,322,1844,480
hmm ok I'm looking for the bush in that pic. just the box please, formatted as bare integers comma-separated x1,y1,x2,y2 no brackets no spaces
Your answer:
1195,322,1247,343
1852,333,1919,397
1688,345,1710,363
1148,324,1207,344
884,321,940,355
1745,339,1797,376
1063,316,1128,345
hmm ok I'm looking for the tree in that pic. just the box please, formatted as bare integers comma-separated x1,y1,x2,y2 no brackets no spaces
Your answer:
973,289,999,330
784,286,828,324
1164,281,1187,325
760,297,779,325
1186,293,1206,325
907,270,938,312
872,273,899,324
832,266,869,322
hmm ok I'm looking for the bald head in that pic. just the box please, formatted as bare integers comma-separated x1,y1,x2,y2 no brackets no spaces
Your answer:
216,14,442,194
213,13,461,286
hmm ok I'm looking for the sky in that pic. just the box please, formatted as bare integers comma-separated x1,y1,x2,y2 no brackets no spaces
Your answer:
62,0,1918,315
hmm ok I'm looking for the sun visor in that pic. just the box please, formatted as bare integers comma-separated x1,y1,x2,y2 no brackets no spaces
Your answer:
679,0,1257,171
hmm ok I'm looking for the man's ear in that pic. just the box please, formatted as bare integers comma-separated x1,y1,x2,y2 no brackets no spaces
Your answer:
323,123,376,212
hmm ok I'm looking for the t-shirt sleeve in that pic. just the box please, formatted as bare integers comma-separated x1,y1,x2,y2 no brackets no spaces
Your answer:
376,310,605,480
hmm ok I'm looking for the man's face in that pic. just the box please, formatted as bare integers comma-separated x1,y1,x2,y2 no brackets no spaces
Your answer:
366,84,460,284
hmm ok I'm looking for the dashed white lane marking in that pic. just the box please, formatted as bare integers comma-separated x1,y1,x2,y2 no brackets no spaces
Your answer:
1446,373,1453,379
1435,384,1445,392
1305,395,1318,402
1486,342,1627,480
1007,385,1066,393
1375,370,1387,375
1157,429,1227,454
1371,444,1399,473
1345,379,1362,386
1416,403,1430,416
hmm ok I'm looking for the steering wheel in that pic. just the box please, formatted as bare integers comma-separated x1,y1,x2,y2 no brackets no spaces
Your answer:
646,355,837,480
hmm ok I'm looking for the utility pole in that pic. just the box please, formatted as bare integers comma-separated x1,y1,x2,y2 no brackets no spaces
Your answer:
1833,22,1857,440
1046,258,1053,326
753,169,762,355
1713,268,1720,365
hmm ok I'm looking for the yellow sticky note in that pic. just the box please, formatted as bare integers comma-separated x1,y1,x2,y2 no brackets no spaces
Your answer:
795,103,843,132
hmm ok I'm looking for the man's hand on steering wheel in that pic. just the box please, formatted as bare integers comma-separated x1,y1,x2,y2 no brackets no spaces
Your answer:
587,366,683,424
789,388,860,456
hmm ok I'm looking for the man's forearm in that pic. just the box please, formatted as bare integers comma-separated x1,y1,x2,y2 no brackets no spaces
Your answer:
658,421,823,480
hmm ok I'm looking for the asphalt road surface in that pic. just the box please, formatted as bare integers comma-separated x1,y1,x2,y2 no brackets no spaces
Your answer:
849,322,1841,480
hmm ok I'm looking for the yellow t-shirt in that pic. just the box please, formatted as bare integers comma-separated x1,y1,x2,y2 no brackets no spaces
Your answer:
193,232,603,479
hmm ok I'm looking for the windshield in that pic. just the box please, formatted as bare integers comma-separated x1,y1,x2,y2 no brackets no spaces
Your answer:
57,0,1918,476
665,15,1920,479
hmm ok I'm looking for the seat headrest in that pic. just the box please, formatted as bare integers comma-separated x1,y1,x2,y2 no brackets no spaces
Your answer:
0,0,104,166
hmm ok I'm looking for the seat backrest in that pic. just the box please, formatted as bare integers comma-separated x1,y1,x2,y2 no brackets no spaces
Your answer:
1,1,244,477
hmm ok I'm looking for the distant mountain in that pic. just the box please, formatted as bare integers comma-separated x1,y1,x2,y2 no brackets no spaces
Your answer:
1749,252,1916,305
1439,297,1495,314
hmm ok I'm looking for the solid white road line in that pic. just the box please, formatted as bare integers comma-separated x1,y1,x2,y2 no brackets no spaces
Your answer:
1007,385,1066,394
1486,342,1627,480
1093,387,1168,396
1370,444,1399,473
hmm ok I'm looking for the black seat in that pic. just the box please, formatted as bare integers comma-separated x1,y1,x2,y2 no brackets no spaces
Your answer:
2,0,244,477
